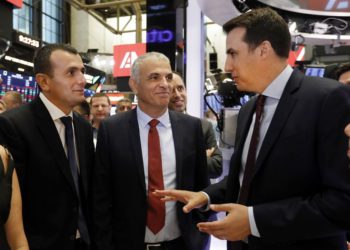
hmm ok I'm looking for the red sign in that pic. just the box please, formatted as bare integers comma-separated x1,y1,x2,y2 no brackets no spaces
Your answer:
113,43,146,77
6,0,23,8
288,46,305,67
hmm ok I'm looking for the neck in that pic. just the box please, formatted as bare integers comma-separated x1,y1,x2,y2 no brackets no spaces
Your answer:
256,60,288,93
138,104,167,119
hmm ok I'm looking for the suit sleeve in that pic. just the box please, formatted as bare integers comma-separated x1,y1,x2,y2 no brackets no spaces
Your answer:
204,123,223,179
91,122,114,250
253,84,350,241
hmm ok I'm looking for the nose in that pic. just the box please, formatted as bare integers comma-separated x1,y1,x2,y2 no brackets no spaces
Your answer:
78,72,86,86
224,56,232,73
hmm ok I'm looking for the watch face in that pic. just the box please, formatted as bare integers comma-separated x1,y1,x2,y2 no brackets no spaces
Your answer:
258,0,350,16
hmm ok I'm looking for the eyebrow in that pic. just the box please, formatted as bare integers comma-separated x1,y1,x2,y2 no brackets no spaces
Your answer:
226,48,238,54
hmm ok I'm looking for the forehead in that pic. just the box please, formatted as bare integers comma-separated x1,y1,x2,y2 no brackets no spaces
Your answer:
50,50,83,70
226,27,247,48
140,58,172,74
172,74,185,87
91,96,109,104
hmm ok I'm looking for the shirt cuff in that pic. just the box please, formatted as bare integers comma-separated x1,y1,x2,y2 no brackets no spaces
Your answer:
198,191,211,211
248,206,260,237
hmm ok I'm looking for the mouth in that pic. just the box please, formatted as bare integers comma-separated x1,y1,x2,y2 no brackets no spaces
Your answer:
156,92,170,97
173,99,184,105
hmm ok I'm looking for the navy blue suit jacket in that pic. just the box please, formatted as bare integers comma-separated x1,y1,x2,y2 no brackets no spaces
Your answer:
205,70,350,249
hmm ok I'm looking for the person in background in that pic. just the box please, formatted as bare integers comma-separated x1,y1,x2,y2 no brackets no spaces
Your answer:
2,91,23,110
90,93,111,147
0,43,94,250
168,72,223,179
346,123,350,159
0,100,6,113
156,7,350,250
336,63,350,85
73,99,91,121
116,97,132,113
0,145,28,250
91,52,211,250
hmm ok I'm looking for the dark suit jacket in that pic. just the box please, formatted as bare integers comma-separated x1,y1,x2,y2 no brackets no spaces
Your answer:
201,119,222,178
92,109,210,250
205,70,350,249
0,98,94,250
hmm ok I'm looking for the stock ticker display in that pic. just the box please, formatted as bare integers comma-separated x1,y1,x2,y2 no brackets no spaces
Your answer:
0,69,39,103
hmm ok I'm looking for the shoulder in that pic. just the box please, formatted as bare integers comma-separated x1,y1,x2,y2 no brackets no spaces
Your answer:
169,110,201,123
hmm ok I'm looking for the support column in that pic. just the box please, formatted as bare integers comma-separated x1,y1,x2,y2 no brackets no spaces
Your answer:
186,0,204,118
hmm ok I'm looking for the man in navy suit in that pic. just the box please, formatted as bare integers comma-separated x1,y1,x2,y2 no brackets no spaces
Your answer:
0,44,94,250
91,52,210,250
156,8,350,250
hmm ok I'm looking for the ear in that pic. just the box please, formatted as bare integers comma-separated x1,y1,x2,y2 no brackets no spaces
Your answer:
36,73,50,92
128,77,138,95
259,40,272,58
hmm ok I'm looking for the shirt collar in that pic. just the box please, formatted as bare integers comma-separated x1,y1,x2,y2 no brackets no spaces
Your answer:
262,65,293,100
136,106,171,128
39,92,73,121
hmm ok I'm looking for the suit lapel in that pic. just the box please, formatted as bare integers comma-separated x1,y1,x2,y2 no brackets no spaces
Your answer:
169,111,183,187
30,98,77,194
255,70,302,173
128,110,147,191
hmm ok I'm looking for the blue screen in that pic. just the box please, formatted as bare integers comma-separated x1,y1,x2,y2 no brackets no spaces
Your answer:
305,67,325,77
0,69,39,103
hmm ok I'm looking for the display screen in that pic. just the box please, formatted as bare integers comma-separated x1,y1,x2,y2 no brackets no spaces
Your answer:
0,69,39,103
305,67,325,77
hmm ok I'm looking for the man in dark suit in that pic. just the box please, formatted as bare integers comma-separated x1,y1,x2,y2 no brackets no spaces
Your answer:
91,52,210,250
156,8,350,250
0,44,94,250
168,72,223,179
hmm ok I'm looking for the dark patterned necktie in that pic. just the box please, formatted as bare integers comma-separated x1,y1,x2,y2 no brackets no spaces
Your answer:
60,116,90,244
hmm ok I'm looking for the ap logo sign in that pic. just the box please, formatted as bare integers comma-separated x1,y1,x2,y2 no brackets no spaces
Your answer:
113,43,146,77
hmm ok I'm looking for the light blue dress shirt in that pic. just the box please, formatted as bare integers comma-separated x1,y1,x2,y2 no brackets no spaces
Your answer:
136,107,181,242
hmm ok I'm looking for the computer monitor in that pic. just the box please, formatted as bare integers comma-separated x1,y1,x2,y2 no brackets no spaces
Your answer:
304,66,326,77
0,69,39,103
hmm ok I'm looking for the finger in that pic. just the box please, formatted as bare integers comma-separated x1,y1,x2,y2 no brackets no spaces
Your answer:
154,189,186,202
198,222,225,238
197,221,224,231
210,203,235,212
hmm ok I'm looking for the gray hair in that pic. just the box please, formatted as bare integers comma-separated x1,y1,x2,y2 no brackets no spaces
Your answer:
130,52,170,83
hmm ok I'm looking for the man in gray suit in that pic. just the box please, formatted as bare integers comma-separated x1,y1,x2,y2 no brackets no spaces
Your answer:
168,72,223,179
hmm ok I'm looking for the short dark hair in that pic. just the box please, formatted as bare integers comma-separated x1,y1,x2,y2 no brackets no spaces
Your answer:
75,100,90,116
90,93,111,105
336,63,350,80
33,43,79,76
223,7,291,58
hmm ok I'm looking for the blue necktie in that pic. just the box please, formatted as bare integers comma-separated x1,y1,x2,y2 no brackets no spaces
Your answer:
60,116,90,244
